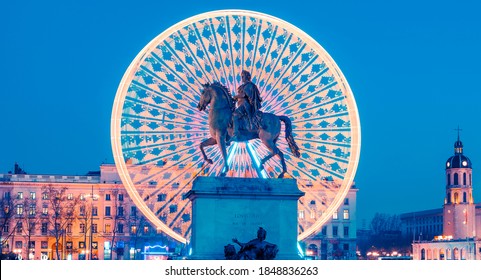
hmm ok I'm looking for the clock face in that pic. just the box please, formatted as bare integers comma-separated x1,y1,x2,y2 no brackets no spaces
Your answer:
447,162,450,167
462,161,467,167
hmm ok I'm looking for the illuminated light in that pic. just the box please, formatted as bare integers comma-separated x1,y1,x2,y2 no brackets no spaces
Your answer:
297,243,304,257
246,142,267,178
462,161,467,167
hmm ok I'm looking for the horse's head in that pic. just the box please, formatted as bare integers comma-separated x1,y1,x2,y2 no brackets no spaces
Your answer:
197,83,212,112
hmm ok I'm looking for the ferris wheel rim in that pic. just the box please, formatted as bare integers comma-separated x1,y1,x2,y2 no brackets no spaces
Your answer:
111,9,361,244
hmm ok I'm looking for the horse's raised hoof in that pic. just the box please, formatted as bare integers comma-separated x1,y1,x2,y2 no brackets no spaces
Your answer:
277,172,285,179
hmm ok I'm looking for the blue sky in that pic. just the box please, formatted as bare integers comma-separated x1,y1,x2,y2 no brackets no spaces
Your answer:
1,0,480,224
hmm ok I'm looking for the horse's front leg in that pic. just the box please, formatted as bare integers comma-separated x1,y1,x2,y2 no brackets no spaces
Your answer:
200,137,217,164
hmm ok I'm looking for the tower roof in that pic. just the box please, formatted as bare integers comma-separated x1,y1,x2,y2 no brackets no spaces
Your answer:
446,129,472,169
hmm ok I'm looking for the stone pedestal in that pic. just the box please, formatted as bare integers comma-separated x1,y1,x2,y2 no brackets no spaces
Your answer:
186,176,304,260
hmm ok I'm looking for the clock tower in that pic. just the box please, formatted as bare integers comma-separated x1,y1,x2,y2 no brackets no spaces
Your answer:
443,132,475,239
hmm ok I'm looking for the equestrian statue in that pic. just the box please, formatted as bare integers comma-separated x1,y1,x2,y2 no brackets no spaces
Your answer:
197,70,300,178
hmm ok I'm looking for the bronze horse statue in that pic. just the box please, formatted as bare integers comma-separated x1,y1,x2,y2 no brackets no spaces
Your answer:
197,82,300,178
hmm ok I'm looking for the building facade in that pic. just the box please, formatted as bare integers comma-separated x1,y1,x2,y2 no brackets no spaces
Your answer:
303,186,358,260
410,136,481,260
0,164,181,260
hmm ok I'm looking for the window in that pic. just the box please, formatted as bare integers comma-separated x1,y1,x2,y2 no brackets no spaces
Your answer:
118,194,124,201
3,224,9,233
343,243,349,251
463,173,466,185
333,211,338,220
332,226,338,236
105,194,111,201
80,194,85,201
41,241,48,249
92,194,98,201
344,226,349,237
143,226,149,234
4,192,10,199
67,193,73,200
117,206,124,217
131,225,137,234
117,223,124,234
30,192,36,200
42,192,48,200
42,205,48,215
29,241,35,249
92,206,98,216
80,224,85,233
447,174,451,185
67,223,72,234
92,224,98,233
15,241,22,249
79,206,85,216
463,192,467,203
454,173,459,185
17,192,23,199
79,242,85,249
105,206,111,216
16,204,24,215
343,209,350,220
344,198,349,205
105,224,111,233
41,223,48,235
131,206,137,217
28,222,35,234
321,226,327,236
29,204,36,216
16,222,23,233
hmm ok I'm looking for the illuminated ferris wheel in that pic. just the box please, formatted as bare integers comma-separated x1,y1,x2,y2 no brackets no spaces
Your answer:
111,10,361,244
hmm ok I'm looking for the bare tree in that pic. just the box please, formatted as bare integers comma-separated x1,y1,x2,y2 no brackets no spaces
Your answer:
18,196,41,259
78,200,93,259
106,190,125,260
129,214,146,260
0,188,16,258
42,185,79,260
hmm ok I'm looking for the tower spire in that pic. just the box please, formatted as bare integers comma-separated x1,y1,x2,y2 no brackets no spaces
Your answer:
454,126,463,154
455,125,462,142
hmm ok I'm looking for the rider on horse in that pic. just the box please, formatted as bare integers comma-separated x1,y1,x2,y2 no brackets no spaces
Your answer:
231,70,262,142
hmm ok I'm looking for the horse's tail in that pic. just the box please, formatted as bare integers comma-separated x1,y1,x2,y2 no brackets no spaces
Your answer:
279,115,300,158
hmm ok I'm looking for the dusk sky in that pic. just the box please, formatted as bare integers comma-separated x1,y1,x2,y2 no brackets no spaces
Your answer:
1,0,480,224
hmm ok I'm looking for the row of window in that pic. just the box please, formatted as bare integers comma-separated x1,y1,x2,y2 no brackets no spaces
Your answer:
4,221,149,235
12,240,98,250
4,192,125,202
446,191,472,204
320,225,350,237
446,172,472,186
299,209,350,220
13,204,137,217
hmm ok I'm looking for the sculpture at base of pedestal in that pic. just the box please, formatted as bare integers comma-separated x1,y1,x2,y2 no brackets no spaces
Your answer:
224,227,278,260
